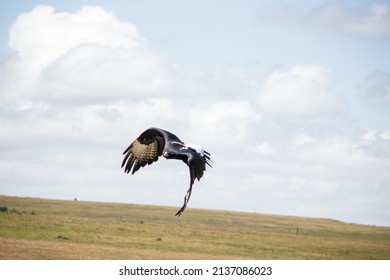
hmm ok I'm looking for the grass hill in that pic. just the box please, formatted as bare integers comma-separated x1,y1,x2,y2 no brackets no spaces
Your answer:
0,195,389,259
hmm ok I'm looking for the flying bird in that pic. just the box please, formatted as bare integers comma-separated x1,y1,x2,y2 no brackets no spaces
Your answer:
121,127,212,216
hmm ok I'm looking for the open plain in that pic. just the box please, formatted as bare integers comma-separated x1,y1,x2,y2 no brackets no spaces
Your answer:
1,195,389,259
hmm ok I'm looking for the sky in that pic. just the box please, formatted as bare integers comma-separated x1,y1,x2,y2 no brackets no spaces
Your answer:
0,0,389,226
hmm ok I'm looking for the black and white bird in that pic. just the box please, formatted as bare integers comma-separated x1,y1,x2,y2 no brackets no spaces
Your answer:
121,127,212,216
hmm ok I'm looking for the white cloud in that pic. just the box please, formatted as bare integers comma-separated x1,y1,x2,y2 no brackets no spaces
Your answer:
187,100,260,148
310,2,390,39
294,133,315,146
257,64,338,115
381,131,390,140
8,5,142,71
300,137,363,166
360,129,390,158
1,5,178,103
254,142,275,156
228,68,257,89
298,135,390,178
365,70,390,107
259,2,390,40
360,130,378,145
288,177,338,194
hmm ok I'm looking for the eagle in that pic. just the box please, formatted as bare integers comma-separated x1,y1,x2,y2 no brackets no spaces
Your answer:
121,127,212,216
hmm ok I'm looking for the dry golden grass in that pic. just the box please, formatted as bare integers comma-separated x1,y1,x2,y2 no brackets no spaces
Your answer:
1,195,389,259
0,237,240,260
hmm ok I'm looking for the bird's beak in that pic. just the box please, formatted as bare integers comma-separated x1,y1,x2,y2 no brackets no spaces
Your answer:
163,151,169,158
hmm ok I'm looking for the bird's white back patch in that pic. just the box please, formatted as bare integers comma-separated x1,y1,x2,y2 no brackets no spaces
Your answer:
185,143,205,156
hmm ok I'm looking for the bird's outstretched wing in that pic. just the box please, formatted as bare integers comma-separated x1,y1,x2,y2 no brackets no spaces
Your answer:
121,127,167,174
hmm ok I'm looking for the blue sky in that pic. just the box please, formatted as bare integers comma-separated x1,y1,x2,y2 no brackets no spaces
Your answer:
1,0,389,226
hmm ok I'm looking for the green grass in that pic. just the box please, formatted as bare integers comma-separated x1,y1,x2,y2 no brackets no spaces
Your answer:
0,195,389,259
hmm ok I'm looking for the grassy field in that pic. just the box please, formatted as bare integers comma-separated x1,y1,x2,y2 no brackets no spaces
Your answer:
0,195,389,259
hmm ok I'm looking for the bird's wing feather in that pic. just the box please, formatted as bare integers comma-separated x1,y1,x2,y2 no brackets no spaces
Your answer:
121,128,166,174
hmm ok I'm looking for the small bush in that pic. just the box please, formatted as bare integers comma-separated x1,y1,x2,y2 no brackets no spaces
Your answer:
9,208,22,215
57,235,69,240
2,207,36,215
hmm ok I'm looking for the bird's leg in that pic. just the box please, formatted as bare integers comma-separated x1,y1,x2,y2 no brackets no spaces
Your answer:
175,184,193,217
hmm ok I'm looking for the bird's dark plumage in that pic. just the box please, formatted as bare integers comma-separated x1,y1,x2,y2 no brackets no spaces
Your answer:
121,127,212,216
